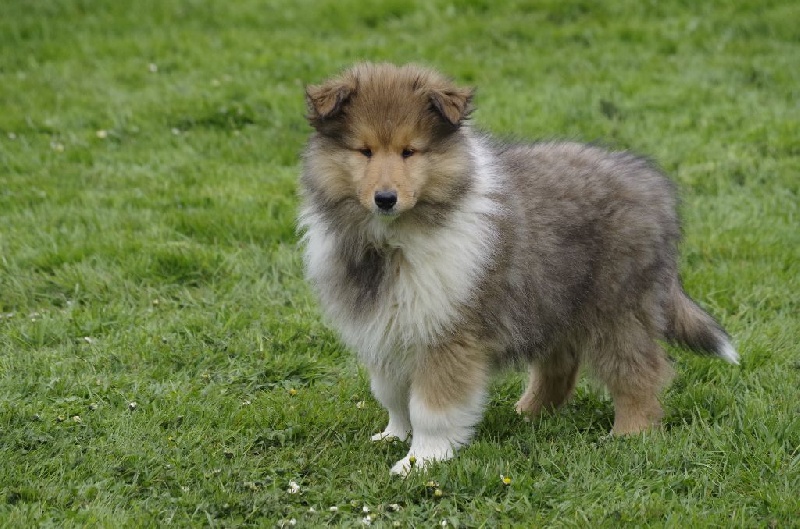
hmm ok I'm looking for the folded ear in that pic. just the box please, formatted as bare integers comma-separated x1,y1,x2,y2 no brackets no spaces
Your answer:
429,86,474,127
305,79,355,126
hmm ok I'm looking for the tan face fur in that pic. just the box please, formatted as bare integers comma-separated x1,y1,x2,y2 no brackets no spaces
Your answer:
305,63,473,217
348,125,425,215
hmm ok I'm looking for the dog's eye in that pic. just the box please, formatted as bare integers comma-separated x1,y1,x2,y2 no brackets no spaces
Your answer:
401,148,415,159
359,148,373,158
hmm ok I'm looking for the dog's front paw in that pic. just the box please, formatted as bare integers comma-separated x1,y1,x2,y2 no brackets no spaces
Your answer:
371,430,408,442
390,443,454,477
370,421,410,442
390,455,420,477
371,431,393,442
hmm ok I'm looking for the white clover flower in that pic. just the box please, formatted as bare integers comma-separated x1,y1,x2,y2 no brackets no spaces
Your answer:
96,130,108,139
329,506,338,512
287,480,300,494
361,515,372,525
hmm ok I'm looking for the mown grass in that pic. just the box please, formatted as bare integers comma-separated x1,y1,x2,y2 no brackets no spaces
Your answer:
1,0,798,526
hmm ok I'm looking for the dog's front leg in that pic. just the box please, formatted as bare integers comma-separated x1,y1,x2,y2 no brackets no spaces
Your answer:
390,338,490,476
369,366,411,441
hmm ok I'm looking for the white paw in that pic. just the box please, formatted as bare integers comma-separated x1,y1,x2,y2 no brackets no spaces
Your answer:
371,431,394,442
370,421,410,442
389,445,454,476
390,455,420,477
370,430,409,442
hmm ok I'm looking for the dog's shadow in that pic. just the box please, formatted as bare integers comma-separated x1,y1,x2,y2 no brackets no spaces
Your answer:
477,382,615,446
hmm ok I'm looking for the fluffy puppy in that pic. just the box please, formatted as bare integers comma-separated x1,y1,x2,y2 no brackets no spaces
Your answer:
299,63,737,475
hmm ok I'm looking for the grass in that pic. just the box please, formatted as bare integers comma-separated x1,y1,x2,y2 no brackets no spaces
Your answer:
0,0,798,526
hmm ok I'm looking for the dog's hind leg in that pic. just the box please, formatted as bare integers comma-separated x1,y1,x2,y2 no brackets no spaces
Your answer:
390,336,490,476
589,317,674,435
515,349,580,419
369,367,411,442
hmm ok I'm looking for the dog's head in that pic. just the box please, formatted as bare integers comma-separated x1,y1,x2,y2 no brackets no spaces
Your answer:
304,63,474,217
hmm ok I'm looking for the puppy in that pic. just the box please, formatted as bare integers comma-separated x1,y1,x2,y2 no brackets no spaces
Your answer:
298,63,737,475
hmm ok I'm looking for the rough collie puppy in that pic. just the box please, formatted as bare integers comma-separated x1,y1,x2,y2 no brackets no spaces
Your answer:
299,63,738,476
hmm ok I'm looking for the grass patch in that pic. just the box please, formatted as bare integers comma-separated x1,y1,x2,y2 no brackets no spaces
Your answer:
1,0,798,526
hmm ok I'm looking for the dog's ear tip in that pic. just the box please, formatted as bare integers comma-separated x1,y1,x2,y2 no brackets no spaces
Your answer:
429,86,474,126
305,79,354,124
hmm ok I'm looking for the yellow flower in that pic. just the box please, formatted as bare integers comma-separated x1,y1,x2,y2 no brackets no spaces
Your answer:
501,474,512,486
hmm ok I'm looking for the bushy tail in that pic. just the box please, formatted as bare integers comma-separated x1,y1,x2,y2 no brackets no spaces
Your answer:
665,281,739,364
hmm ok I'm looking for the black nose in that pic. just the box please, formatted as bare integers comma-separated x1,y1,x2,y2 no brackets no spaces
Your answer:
374,191,398,211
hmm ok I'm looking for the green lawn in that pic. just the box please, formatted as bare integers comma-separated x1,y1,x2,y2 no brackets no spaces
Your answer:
1,0,798,526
